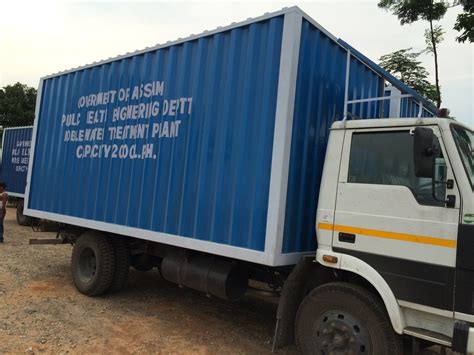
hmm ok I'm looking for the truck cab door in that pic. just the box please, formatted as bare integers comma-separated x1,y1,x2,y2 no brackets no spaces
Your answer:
331,126,460,312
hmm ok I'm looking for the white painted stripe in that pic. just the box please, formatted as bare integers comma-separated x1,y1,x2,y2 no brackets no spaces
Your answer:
343,50,351,120
6,192,24,198
455,312,474,323
24,78,43,215
25,208,272,265
264,11,303,265
2,126,33,131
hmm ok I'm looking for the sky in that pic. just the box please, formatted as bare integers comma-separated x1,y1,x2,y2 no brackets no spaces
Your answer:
0,0,472,126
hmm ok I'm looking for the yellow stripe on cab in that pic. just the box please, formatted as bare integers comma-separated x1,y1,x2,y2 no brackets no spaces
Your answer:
318,223,456,248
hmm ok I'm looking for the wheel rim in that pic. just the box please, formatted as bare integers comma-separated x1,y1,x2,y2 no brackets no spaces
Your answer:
315,309,372,355
78,247,97,283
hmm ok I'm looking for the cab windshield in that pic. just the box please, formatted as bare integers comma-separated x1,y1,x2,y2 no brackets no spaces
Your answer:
451,124,474,189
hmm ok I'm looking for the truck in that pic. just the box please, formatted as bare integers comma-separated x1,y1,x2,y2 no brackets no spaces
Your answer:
24,7,473,354
0,126,34,225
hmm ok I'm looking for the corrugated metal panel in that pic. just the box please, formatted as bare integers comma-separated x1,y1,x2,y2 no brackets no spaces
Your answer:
0,127,32,196
382,90,435,118
27,7,438,264
282,20,387,254
400,97,435,118
282,19,347,253
29,16,284,252
337,39,438,115
346,57,384,119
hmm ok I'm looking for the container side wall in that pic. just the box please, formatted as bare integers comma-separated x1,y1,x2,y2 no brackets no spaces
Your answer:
382,89,435,118
400,97,435,118
346,57,383,119
282,20,346,254
0,127,32,196
28,17,284,252
282,19,384,254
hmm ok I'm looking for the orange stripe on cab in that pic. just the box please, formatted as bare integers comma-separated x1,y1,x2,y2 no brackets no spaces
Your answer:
318,223,456,248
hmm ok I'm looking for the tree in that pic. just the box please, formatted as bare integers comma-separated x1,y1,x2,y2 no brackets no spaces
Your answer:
454,0,474,43
378,0,448,108
379,48,438,103
0,83,37,128
424,25,445,54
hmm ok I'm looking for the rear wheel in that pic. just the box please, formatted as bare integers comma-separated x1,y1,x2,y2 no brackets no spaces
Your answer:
296,282,402,355
71,231,115,296
107,236,130,293
16,199,33,226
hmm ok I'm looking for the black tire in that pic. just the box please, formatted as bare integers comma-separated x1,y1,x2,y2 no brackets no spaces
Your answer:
296,282,403,355
71,231,115,296
131,254,155,271
16,200,32,226
107,236,130,294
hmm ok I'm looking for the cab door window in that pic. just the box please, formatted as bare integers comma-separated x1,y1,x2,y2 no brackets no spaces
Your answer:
348,130,446,206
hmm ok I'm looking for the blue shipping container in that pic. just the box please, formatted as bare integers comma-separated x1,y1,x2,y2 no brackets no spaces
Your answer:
0,127,33,197
25,7,436,266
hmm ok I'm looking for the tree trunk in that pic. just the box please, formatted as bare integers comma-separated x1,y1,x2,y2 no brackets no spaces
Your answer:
429,19,442,108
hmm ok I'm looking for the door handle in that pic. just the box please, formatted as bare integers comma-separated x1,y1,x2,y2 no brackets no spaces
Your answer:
339,232,356,243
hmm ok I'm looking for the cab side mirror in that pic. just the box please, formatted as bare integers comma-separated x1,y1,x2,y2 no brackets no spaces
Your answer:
413,127,438,178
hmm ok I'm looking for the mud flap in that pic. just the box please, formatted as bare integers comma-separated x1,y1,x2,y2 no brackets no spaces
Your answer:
272,257,315,350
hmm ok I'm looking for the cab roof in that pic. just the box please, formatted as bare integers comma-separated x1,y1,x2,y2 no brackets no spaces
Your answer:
331,118,472,131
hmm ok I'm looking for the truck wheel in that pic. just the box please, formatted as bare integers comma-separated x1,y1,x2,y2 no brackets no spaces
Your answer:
131,254,155,271
16,200,32,226
107,236,130,293
296,282,402,355
71,231,115,296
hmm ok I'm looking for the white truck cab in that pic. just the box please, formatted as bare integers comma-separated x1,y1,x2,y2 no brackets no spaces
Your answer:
293,117,474,354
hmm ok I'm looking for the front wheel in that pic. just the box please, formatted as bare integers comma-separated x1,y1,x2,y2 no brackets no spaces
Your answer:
295,282,402,355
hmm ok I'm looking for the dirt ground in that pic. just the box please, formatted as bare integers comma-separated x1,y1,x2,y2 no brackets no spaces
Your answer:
0,207,450,354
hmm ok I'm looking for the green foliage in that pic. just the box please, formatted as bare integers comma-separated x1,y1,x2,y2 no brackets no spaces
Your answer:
454,0,474,42
379,48,439,103
378,0,447,107
424,25,445,54
378,0,449,23
0,83,37,128
378,0,473,43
